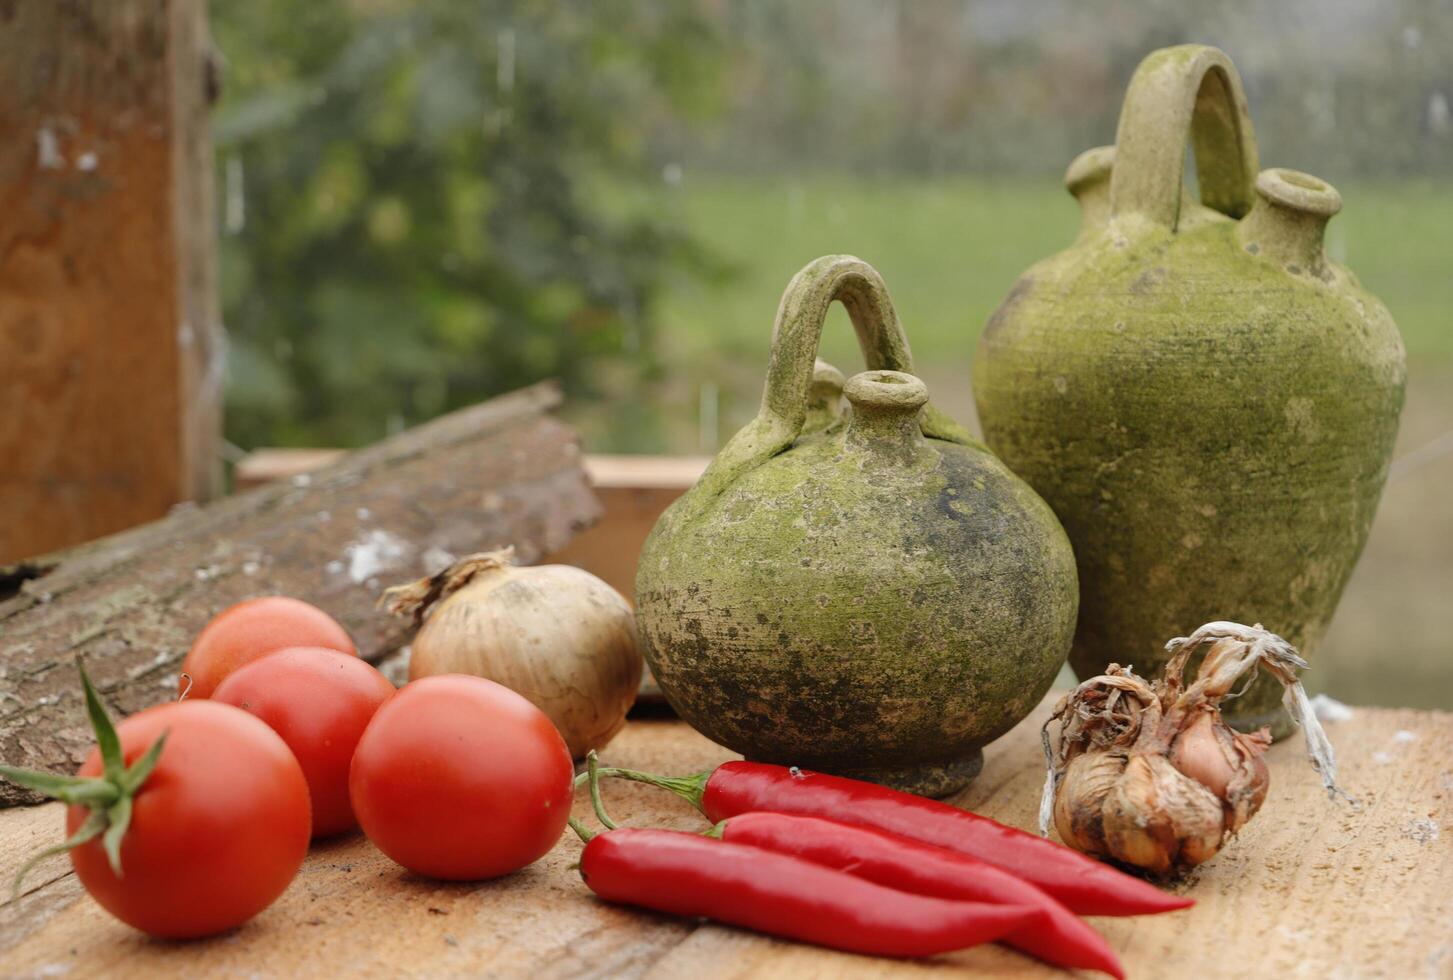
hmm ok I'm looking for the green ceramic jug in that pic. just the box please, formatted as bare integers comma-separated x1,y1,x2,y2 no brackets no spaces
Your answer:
637,255,1078,796
972,45,1406,734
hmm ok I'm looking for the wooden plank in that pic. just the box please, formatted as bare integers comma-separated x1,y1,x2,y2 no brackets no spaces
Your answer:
0,383,599,800
0,0,223,564
239,452,709,494
543,456,709,601
582,455,712,490
235,449,349,491
1,697,1446,977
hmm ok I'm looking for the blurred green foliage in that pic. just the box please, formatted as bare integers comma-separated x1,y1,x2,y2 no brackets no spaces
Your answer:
212,0,727,449
213,0,1452,455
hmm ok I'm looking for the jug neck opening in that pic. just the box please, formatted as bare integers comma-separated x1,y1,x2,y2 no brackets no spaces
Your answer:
844,370,929,449
1238,168,1341,275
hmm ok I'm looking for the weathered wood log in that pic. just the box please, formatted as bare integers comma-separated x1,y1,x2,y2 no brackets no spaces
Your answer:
0,0,224,562
0,383,599,804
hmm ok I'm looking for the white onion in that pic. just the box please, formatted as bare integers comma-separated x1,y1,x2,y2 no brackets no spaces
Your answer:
382,549,642,758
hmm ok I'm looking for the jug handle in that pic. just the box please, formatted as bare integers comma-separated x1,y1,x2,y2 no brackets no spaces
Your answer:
693,255,979,499
1109,44,1260,231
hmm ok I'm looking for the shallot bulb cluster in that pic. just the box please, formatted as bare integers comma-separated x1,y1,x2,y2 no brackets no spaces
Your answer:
1040,621,1343,874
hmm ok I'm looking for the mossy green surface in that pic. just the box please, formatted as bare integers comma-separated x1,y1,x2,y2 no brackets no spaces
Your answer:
974,153,1405,734
636,256,1078,797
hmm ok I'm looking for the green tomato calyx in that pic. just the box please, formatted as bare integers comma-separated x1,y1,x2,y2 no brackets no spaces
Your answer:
0,660,168,897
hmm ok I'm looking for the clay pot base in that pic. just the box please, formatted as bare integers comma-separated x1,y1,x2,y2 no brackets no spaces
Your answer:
752,749,986,799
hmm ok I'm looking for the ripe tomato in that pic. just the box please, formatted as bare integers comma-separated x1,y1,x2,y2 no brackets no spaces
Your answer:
214,647,396,837
68,699,311,938
181,595,356,699
349,675,573,880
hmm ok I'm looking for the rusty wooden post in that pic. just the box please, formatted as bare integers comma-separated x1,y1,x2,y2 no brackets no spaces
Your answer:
0,0,223,563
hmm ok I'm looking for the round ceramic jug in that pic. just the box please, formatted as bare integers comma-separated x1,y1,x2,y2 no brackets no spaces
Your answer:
637,255,1078,796
972,46,1406,734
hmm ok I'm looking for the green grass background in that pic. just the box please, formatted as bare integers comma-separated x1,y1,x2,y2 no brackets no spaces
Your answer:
656,176,1450,387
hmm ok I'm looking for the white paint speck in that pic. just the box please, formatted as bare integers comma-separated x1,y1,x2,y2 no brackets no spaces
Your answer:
344,529,411,584
292,473,312,488
77,151,98,171
127,649,173,679
241,561,261,576
1393,730,1418,743
356,507,372,520
1406,818,1439,844
1372,751,1394,765
422,546,456,574
194,568,211,582
37,127,63,169
1275,924,1311,945
1310,694,1355,723
325,560,345,575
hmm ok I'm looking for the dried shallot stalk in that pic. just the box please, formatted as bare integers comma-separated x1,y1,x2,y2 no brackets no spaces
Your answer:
1040,621,1344,874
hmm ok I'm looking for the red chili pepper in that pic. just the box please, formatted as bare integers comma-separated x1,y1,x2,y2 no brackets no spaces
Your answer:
714,811,1124,978
602,760,1193,917
579,827,1039,959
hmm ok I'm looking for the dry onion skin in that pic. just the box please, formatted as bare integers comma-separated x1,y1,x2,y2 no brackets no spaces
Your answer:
382,549,642,759
1039,621,1345,875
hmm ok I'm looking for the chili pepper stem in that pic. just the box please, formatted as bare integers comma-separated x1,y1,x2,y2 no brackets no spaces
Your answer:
567,754,635,842
566,815,596,843
587,765,712,813
585,752,618,830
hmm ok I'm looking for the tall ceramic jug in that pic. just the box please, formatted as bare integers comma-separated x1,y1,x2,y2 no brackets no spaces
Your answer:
973,45,1406,733
638,256,1078,796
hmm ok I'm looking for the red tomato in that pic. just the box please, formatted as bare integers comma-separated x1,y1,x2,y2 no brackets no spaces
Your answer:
349,675,573,880
181,596,356,699
68,700,311,938
214,647,396,837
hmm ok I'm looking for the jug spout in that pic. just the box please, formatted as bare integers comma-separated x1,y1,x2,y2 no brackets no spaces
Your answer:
1237,168,1342,277
1068,145,1207,239
843,370,928,452
1066,146,1114,240
804,359,846,435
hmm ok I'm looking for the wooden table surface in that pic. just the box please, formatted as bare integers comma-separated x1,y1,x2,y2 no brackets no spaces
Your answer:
1,696,1448,979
